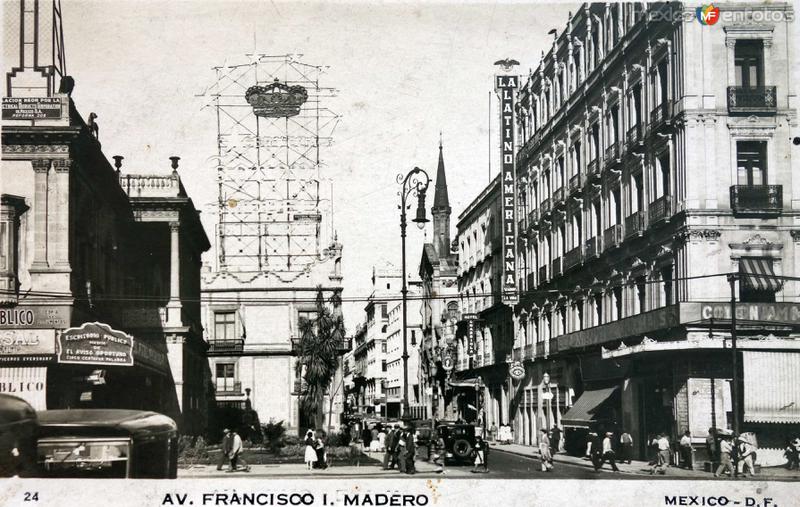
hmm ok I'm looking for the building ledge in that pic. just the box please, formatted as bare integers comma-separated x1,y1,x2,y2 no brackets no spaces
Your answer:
602,337,800,359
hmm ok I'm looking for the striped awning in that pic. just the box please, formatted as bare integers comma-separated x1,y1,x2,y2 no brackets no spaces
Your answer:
739,257,782,291
743,351,800,424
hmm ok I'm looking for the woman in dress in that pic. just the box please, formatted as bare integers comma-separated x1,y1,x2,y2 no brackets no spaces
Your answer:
539,429,553,472
303,430,317,470
377,428,387,452
315,430,328,469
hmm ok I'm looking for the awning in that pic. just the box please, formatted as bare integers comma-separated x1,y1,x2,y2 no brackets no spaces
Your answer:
561,386,618,428
740,257,782,292
744,351,800,424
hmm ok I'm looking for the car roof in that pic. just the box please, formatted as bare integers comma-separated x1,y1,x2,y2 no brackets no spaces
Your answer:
0,394,37,427
38,409,177,438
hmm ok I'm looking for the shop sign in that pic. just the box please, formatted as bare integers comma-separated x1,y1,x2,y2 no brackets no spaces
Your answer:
495,74,519,305
699,302,800,325
442,356,454,371
0,305,70,329
0,329,57,361
0,367,47,410
57,322,134,366
464,313,478,356
509,361,525,380
2,97,63,120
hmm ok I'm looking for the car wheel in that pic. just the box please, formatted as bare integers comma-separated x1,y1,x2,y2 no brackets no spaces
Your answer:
452,439,472,459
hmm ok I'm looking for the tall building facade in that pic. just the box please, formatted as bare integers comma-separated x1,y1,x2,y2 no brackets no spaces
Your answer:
510,1,798,466
2,0,210,434
201,56,347,436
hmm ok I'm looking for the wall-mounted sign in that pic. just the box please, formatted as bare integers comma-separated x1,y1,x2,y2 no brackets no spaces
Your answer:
0,366,47,410
509,361,525,380
2,97,63,120
57,322,134,366
495,74,519,305
442,356,454,372
0,329,57,362
0,305,70,329
463,313,478,356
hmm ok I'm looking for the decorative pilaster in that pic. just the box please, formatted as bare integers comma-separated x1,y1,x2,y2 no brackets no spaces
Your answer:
49,159,71,269
30,159,50,269
166,221,182,326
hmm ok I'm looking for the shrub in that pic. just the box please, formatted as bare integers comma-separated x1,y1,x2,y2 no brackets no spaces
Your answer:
261,419,287,454
326,430,352,447
284,435,301,446
178,435,210,465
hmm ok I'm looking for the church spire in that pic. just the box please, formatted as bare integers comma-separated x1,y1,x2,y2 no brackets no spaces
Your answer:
431,138,451,258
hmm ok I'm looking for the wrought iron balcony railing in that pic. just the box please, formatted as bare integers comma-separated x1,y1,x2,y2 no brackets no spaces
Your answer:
648,195,673,225
528,209,539,230
551,256,562,278
626,124,643,151
603,224,624,250
624,210,647,238
649,102,673,131
604,142,621,166
564,245,582,270
208,339,244,353
553,187,565,206
584,236,600,259
587,159,600,179
730,185,783,215
541,197,552,215
727,86,777,114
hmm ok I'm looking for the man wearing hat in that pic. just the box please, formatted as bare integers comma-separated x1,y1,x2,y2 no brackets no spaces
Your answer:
217,429,232,471
714,434,734,477
593,431,620,472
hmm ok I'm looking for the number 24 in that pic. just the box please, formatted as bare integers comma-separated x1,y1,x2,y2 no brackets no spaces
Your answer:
24,492,39,502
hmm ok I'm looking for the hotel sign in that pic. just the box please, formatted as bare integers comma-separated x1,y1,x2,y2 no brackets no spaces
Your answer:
464,312,478,356
57,322,134,366
496,74,519,305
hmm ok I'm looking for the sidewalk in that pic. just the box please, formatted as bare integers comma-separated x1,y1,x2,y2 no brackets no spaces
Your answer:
490,442,800,480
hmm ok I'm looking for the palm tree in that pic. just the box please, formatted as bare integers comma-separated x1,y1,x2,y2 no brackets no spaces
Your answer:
296,287,345,430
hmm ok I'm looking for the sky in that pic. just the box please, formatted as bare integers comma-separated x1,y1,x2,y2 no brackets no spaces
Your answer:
59,0,578,331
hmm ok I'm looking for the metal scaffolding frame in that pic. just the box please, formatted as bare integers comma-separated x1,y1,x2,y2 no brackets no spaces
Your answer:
201,54,340,272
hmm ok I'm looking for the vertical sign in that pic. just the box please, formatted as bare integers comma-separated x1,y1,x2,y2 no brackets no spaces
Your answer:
496,74,519,305
463,313,478,356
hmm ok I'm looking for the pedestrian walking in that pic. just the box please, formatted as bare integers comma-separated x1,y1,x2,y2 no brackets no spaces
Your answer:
383,426,397,470
593,432,619,472
361,426,372,450
620,430,633,464
472,435,489,473
706,428,718,464
432,431,446,474
228,430,250,472
315,430,328,469
217,429,232,471
304,430,317,470
490,423,498,443
396,429,407,473
680,430,693,469
784,437,800,470
714,435,734,478
538,429,554,472
650,433,670,475
736,436,756,477
550,426,562,455
590,431,604,469
405,429,417,475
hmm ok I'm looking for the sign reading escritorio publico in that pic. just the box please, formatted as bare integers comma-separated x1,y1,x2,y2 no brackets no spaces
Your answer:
2,97,63,120
57,322,134,366
496,74,519,305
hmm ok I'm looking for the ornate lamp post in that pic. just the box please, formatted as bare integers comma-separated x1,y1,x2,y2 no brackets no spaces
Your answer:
397,167,431,420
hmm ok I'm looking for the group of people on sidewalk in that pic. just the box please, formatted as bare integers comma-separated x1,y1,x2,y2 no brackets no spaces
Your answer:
585,430,630,473
381,424,419,474
216,429,250,473
303,429,329,471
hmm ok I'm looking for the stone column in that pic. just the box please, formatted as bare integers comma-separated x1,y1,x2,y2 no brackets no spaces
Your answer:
30,159,50,269
166,221,182,326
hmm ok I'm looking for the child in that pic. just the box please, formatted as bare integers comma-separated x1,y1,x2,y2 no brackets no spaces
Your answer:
303,430,317,470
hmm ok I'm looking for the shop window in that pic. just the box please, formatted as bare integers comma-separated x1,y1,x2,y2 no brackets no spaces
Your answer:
736,141,767,186
735,40,764,88
214,311,236,341
0,195,28,305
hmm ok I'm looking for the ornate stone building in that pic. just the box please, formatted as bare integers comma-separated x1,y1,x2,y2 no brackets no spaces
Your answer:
512,1,799,466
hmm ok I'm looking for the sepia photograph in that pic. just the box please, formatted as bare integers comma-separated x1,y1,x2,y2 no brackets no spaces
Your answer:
1,0,799,505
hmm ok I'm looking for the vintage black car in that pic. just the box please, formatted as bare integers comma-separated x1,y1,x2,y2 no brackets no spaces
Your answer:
0,394,38,477
35,409,178,478
436,422,479,464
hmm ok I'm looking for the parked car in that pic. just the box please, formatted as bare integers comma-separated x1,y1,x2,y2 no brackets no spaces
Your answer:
0,394,38,477
36,409,178,478
436,422,479,464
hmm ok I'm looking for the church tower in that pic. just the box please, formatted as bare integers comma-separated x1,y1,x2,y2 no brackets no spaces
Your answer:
431,139,451,258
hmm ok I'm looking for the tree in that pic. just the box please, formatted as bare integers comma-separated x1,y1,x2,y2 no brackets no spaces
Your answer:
296,287,345,430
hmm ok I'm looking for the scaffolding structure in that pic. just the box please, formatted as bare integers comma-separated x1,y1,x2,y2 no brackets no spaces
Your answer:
203,54,340,273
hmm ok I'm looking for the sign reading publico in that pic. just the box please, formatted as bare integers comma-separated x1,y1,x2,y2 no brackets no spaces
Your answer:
496,74,519,306
0,367,47,410
57,322,134,366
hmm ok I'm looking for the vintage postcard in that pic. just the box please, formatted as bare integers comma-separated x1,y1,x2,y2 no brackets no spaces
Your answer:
1,0,798,506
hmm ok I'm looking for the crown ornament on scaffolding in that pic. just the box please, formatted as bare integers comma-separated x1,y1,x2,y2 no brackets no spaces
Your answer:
245,78,309,118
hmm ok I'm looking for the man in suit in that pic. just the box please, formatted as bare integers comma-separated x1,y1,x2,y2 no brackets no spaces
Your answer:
383,426,397,470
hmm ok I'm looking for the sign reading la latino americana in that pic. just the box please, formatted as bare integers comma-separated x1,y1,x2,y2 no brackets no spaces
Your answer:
496,74,518,305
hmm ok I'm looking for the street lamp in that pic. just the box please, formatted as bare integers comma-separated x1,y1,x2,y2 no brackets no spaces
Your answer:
397,167,431,420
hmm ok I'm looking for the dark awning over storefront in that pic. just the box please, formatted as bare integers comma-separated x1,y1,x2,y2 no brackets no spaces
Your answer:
740,257,783,292
744,351,800,424
561,386,618,428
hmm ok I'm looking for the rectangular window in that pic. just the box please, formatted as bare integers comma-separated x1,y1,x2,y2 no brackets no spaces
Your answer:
736,141,767,186
636,276,647,313
215,363,236,392
214,311,236,341
591,124,600,161
735,40,764,88
739,257,778,303
661,266,674,306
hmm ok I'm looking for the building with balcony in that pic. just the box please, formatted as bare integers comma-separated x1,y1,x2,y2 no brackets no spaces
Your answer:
513,1,799,466
452,173,515,428
418,142,461,420
2,0,211,434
